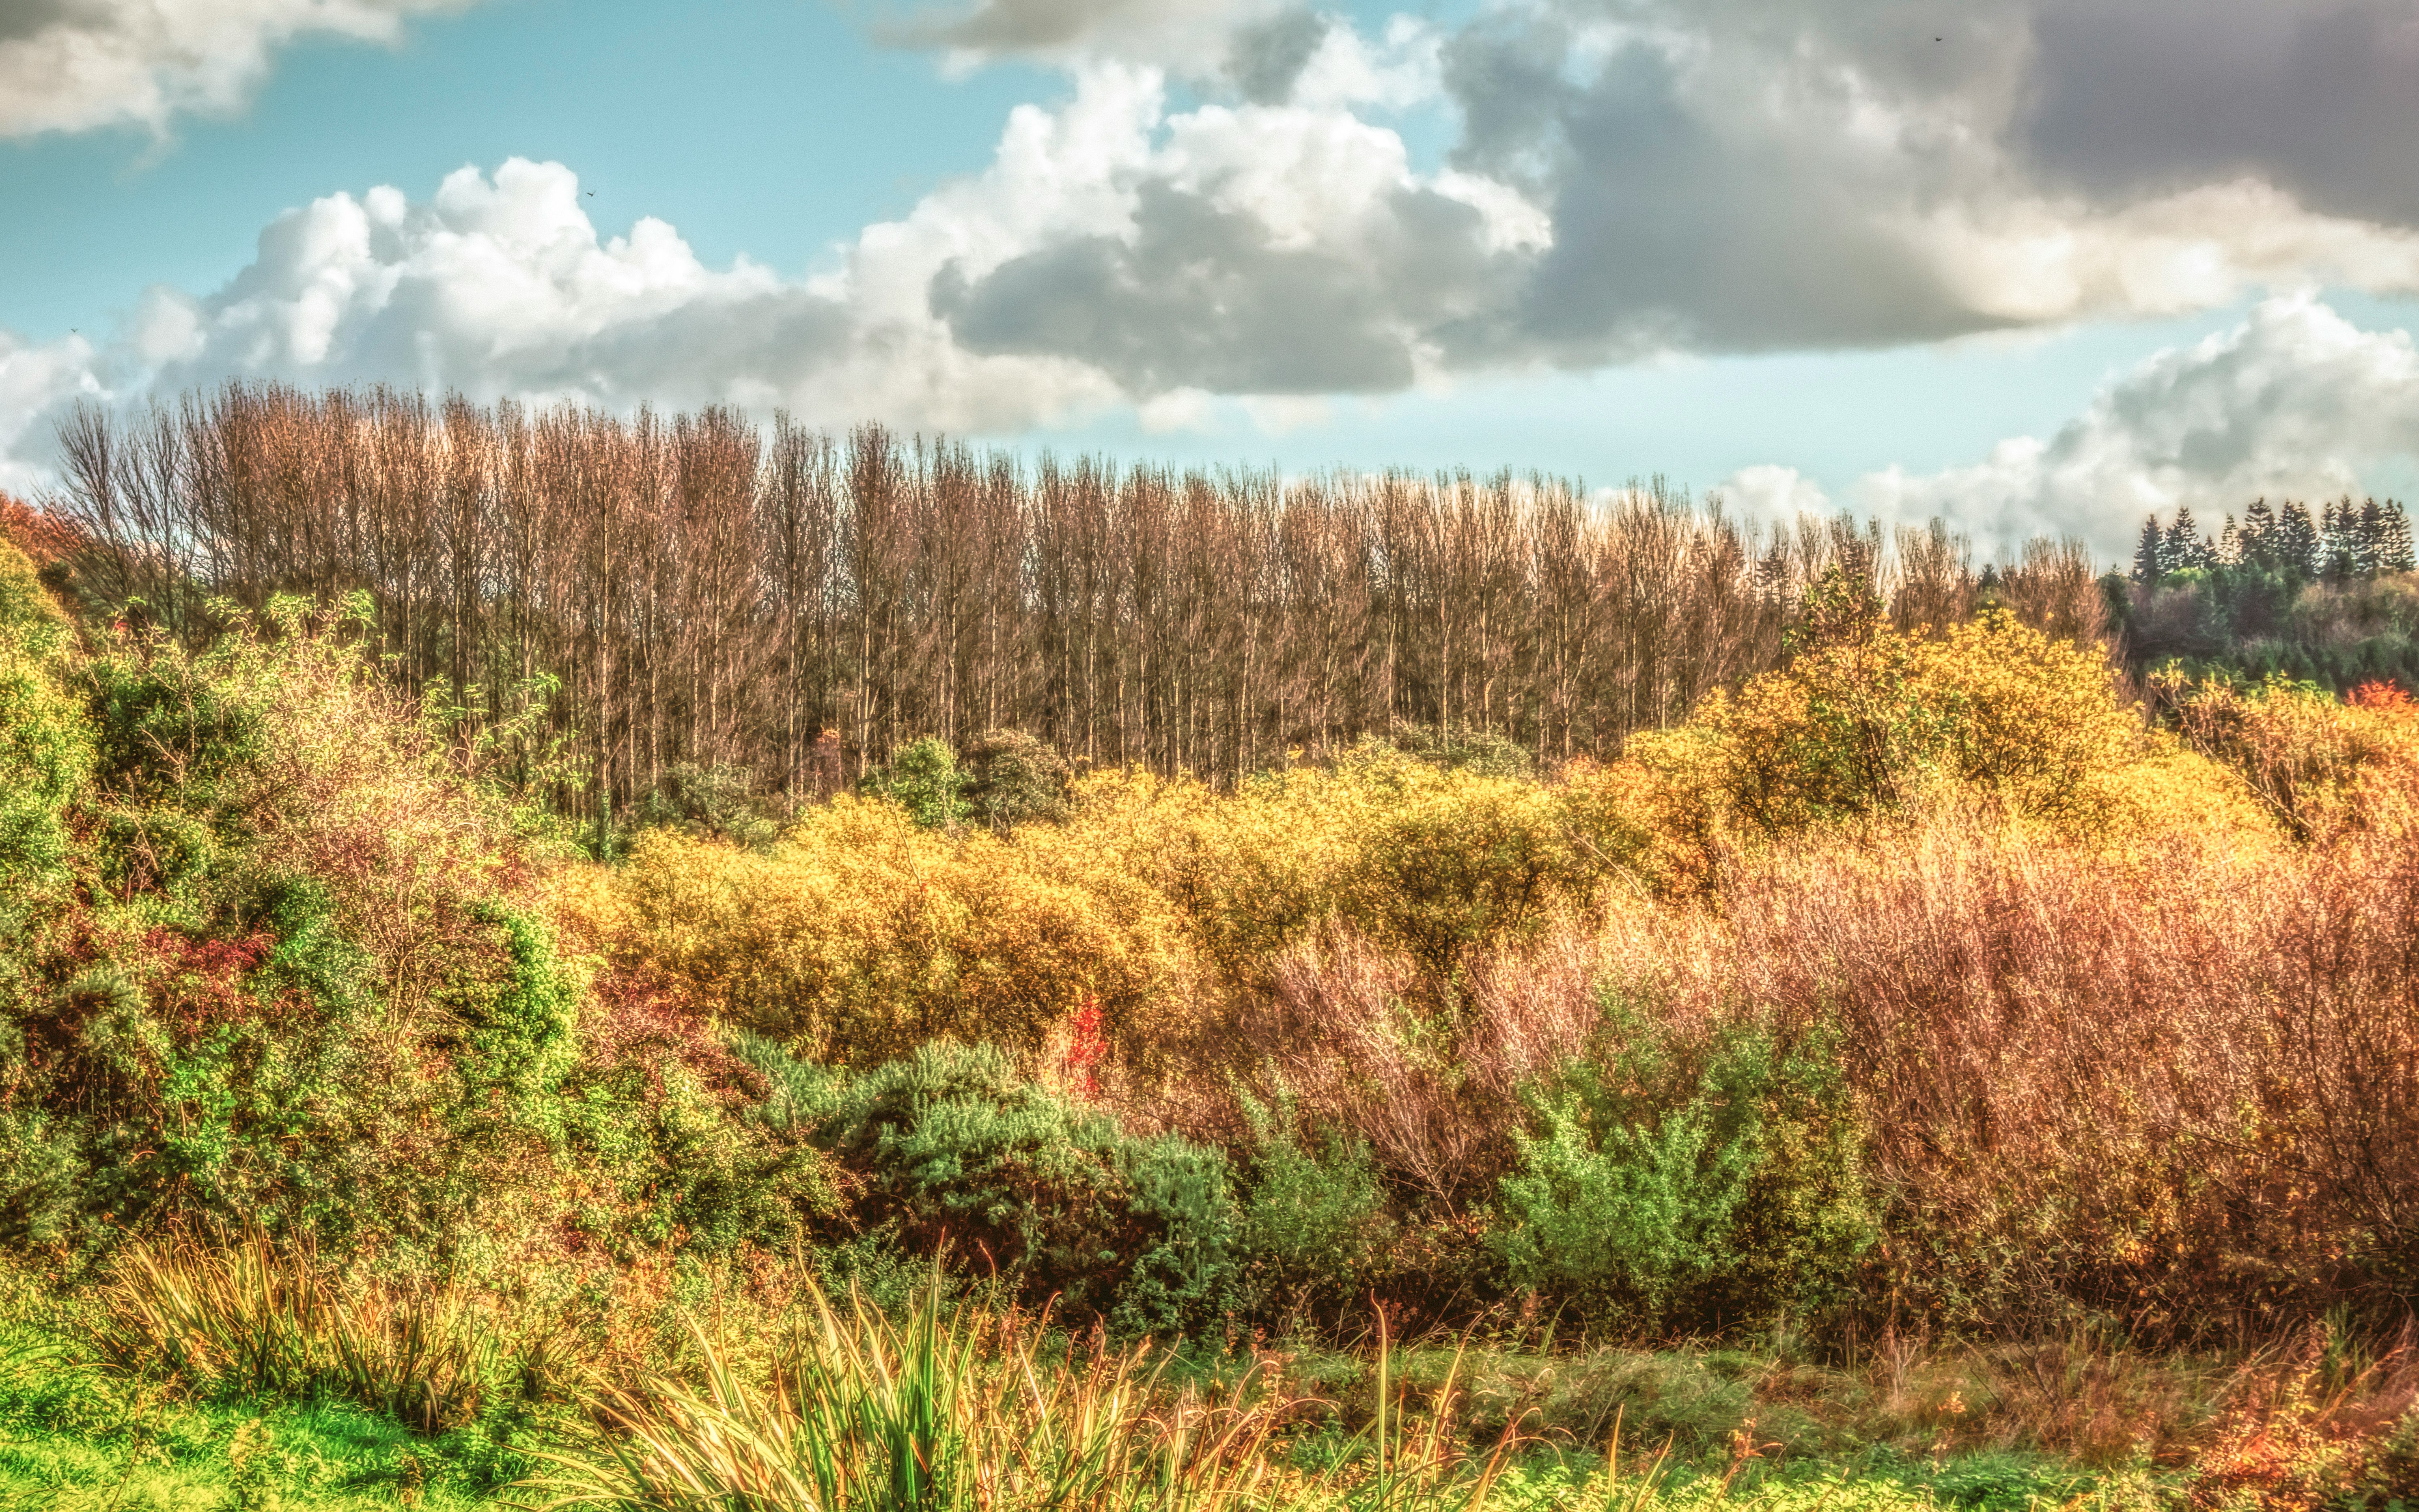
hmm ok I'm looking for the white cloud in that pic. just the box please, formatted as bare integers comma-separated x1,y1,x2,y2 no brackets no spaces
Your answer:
1431,0,2419,364
1717,463,1833,520
13,2,2419,531
0,0,475,138
1856,295,2419,558
0,57,1552,475
0,332,102,495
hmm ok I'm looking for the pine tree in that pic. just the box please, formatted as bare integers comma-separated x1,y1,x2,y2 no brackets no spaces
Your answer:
2133,515,2165,583
2166,506,2210,570
2320,498,2356,582
2240,498,2278,570
2276,501,2321,578
2354,498,2389,576
2217,513,2241,567
2378,499,2416,573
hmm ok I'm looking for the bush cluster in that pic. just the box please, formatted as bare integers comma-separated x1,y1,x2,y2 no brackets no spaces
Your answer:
6,521,2417,1349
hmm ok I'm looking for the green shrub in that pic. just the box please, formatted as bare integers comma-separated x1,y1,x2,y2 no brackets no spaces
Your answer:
563,1057,841,1256
633,760,787,848
1234,1085,1392,1316
438,905,579,1110
0,1108,83,1247
1386,724,1538,780
818,1041,1236,1331
859,735,970,829
0,574,91,916
1494,1001,1873,1327
960,728,1073,830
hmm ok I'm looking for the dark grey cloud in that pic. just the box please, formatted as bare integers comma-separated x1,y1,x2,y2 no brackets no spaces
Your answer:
1442,26,1996,360
897,0,1130,51
1419,4,2044,363
1226,8,1327,104
0,0,89,45
2022,0,2419,227
879,0,1273,61
934,181,1515,394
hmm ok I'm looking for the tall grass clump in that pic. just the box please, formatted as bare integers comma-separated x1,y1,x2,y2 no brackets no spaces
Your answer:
528,1278,1292,1512
102,1232,519,1433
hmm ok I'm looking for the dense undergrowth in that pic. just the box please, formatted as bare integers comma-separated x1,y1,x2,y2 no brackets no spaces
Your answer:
1,515,2417,1508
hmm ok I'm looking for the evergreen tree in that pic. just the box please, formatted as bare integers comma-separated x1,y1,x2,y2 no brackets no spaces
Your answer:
2240,498,2279,570
2166,506,2210,570
2276,501,2321,578
2217,514,2241,566
2378,499,2416,573
2320,498,2360,583
2132,515,2165,583
2354,498,2389,576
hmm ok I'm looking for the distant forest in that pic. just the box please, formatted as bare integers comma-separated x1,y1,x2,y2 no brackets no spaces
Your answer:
31,383,2412,821
2120,499,2419,694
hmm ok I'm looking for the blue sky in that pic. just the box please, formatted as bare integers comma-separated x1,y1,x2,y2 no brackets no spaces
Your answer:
4,0,2418,562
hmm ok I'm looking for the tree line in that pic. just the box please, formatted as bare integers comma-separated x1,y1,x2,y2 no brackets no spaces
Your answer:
2132,498,2415,582
46,382,2106,822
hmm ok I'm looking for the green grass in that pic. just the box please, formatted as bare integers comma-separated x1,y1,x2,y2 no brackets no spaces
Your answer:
0,1279,2194,1512
0,1320,516,1510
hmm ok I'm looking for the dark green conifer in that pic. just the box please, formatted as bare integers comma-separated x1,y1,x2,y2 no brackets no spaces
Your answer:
2132,515,2165,582
2276,501,2321,578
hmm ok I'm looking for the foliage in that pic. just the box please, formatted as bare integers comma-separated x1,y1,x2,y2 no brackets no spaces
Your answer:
860,735,970,829
1233,1085,1394,1316
959,727,1073,829
2158,671,2419,839
814,1041,1237,1334
1492,1002,1873,1326
1712,590,2148,835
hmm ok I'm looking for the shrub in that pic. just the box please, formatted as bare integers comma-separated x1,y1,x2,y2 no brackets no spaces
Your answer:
1714,607,2145,835
959,728,1072,830
1232,1084,1392,1318
1493,1000,1872,1328
435,905,581,1110
0,542,90,928
860,735,969,830
0,1108,83,1247
593,805,1196,1066
2162,672,2419,839
816,1042,1236,1332
632,760,788,848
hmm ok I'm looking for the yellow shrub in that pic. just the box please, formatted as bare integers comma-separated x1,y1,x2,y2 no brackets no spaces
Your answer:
596,796,1202,1064
1712,613,2145,834
2165,674,2419,840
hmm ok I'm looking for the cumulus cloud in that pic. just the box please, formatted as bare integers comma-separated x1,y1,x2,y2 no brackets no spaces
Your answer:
0,0,474,138
880,0,1281,70
0,58,1544,472
1423,0,2419,365
865,0,2419,395
12,2,2419,513
1855,295,2419,558
1723,297,2419,560
0,330,102,494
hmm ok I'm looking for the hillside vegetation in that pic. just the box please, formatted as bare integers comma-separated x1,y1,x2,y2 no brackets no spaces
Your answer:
2,465,2418,1510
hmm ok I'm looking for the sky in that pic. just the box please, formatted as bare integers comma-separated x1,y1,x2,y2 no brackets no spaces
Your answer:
3,0,2418,563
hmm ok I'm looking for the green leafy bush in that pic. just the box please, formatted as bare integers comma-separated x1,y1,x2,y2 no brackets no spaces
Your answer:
1494,1000,1873,1327
1234,1085,1392,1317
859,736,970,830
817,1041,1236,1332
959,728,1073,830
